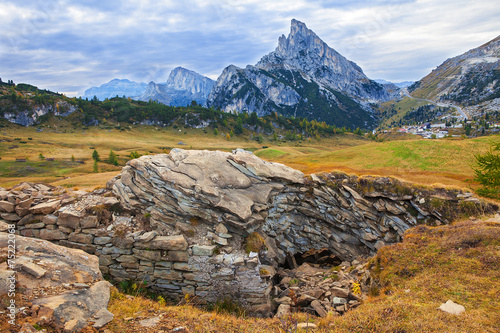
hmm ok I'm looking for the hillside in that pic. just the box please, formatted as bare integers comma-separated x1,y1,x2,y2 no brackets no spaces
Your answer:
409,35,500,114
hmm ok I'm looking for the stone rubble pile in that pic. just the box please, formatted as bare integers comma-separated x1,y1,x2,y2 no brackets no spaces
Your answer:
273,260,371,318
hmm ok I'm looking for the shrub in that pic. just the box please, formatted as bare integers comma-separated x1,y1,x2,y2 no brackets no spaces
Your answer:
244,232,265,253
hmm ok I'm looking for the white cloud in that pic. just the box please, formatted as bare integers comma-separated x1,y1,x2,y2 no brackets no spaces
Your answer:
0,0,498,94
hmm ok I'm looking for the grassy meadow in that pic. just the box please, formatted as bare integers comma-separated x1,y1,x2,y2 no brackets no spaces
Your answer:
0,124,499,193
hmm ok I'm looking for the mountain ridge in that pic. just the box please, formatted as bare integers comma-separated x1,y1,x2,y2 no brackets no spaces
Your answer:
206,19,395,129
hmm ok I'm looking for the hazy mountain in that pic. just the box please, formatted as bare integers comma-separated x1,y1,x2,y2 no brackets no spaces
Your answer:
82,67,215,107
138,67,215,106
207,19,395,129
83,79,147,100
375,79,414,88
409,35,500,109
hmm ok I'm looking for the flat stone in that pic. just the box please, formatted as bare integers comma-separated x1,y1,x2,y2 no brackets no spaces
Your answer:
139,316,161,327
132,248,162,261
0,200,15,213
439,300,465,315
17,198,33,209
69,232,94,244
311,299,328,317
19,262,47,279
215,223,228,235
93,308,114,328
333,297,347,305
40,229,68,240
94,236,112,245
1,213,20,221
140,235,188,251
29,199,60,214
297,323,318,329
192,245,216,256
24,222,45,229
135,231,158,242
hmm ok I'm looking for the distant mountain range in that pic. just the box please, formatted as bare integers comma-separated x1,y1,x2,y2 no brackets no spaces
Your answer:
374,79,414,88
83,67,215,107
79,22,500,129
409,35,500,111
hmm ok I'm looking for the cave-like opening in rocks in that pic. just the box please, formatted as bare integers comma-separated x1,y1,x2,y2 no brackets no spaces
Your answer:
283,248,343,269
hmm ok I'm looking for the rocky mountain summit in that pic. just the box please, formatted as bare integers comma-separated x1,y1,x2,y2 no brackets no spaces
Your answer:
207,19,395,128
83,67,215,107
409,35,500,113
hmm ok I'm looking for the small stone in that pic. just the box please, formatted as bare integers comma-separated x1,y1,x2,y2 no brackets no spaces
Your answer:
139,316,161,327
20,262,47,278
438,300,465,315
29,199,60,214
297,323,317,329
275,304,291,318
93,308,114,328
192,245,216,256
215,223,228,235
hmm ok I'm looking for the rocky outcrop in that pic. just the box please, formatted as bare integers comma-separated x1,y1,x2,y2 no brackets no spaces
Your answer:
0,234,112,332
207,19,396,128
1,150,496,318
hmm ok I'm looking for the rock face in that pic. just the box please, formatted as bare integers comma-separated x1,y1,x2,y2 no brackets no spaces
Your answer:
409,35,500,112
0,234,112,332
207,19,395,128
3,101,77,127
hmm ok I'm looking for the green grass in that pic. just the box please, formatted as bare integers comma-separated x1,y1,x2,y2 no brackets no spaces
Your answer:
254,148,287,159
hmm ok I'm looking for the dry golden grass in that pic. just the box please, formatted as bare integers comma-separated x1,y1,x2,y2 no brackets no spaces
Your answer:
1,125,498,192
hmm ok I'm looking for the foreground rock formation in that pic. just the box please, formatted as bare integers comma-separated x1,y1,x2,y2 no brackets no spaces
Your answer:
1,149,496,318
0,233,112,332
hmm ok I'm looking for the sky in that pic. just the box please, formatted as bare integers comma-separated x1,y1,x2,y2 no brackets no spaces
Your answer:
0,0,499,97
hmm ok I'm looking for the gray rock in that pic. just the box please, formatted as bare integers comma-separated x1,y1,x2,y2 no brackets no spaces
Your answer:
92,308,114,328
192,245,216,256
139,316,161,327
275,304,291,318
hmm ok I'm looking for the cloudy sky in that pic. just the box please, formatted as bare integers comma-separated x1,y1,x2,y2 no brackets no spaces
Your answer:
1,0,499,96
